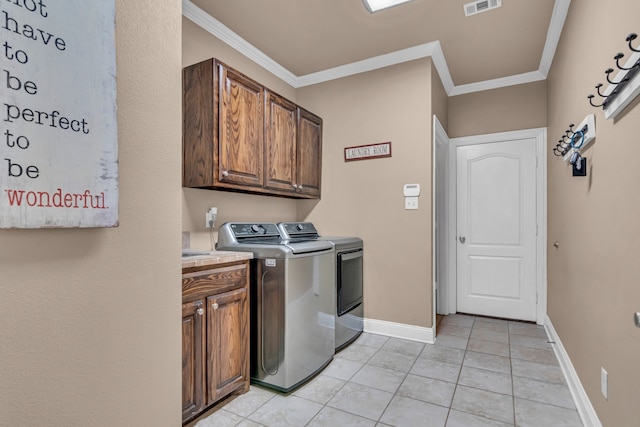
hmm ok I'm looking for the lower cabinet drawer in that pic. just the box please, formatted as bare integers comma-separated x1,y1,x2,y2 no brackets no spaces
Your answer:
182,262,248,302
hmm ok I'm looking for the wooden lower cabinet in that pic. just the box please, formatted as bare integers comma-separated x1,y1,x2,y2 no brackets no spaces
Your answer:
182,300,205,421
182,261,250,424
206,288,249,404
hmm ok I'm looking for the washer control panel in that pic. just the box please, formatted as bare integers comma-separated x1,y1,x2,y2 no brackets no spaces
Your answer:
229,223,280,238
279,222,319,238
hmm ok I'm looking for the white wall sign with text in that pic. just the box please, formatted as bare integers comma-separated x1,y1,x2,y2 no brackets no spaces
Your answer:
344,142,392,162
1,0,118,228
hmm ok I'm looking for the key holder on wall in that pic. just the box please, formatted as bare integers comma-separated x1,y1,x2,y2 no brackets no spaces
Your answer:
552,114,595,177
588,33,640,119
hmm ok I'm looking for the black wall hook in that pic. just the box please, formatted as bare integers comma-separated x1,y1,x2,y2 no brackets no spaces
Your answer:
614,52,637,70
627,33,640,53
595,83,608,97
588,94,604,108
605,68,627,85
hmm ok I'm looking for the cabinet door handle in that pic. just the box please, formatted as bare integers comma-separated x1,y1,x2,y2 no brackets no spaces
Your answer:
212,302,219,310
196,308,204,316
298,185,303,191
292,184,298,189
222,170,229,178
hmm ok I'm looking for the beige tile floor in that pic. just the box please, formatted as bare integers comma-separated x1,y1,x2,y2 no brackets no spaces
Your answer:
194,314,584,427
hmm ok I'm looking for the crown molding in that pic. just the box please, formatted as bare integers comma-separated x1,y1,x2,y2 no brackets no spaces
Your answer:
182,0,570,96
449,70,547,96
182,0,298,87
296,41,454,91
539,0,571,77
430,41,455,94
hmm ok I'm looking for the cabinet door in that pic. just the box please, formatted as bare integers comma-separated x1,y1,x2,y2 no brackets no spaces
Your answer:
265,91,297,193
217,63,264,188
296,108,322,198
182,300,205,423
206,287,249,405
183,59,215,187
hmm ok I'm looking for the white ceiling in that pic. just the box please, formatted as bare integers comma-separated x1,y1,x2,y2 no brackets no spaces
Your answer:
183,0,571,96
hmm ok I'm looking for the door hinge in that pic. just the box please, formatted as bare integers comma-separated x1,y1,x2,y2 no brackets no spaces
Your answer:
536,224,538,236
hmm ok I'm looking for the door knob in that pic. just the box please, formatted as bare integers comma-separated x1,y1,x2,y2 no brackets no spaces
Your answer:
634,312,640,328
459,236,466,244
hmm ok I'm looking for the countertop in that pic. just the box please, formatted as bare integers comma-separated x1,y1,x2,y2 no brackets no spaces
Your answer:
181,250,253,269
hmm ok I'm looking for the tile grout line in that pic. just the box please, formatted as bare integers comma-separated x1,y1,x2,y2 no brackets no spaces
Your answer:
375,348,411,425
448,315,472,426
509,321,517,427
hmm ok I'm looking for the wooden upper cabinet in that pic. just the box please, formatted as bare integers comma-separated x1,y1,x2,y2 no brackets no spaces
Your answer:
296,108,322,198
217,64,264,188
265,91,297,193
183,59,215,187
182,58,322,198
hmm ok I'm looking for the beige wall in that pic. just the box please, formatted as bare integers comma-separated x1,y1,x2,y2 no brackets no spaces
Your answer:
0,2,183,426
298,59,434,328
547,1,640,425
182,15,437,328
448,80,547,137
182,18,299,250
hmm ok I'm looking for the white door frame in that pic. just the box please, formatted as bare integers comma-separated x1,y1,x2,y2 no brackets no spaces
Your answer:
446,127,547,324
432,116,450,319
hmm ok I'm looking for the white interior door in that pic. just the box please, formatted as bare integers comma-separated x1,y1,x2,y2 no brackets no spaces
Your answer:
456,138,537,321
433,116,449,317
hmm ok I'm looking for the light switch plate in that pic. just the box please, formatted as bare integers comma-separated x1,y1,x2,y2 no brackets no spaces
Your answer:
405,197,418,210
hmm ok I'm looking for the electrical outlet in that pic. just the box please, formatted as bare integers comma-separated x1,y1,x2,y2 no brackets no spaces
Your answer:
601,367,608,400
205,207,217,229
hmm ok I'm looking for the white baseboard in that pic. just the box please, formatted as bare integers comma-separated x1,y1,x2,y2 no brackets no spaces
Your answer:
363,317,435,344
544,315,602,427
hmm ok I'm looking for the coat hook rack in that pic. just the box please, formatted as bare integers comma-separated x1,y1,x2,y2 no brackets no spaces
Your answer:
588,32,640,119
553,114,596,178
553,123,577,157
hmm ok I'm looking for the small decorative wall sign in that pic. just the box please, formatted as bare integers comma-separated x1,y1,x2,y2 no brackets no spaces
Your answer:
344,142,392,162
0,0,118,228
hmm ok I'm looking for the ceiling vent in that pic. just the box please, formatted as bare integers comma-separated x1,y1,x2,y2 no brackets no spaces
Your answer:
464,0,502,17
